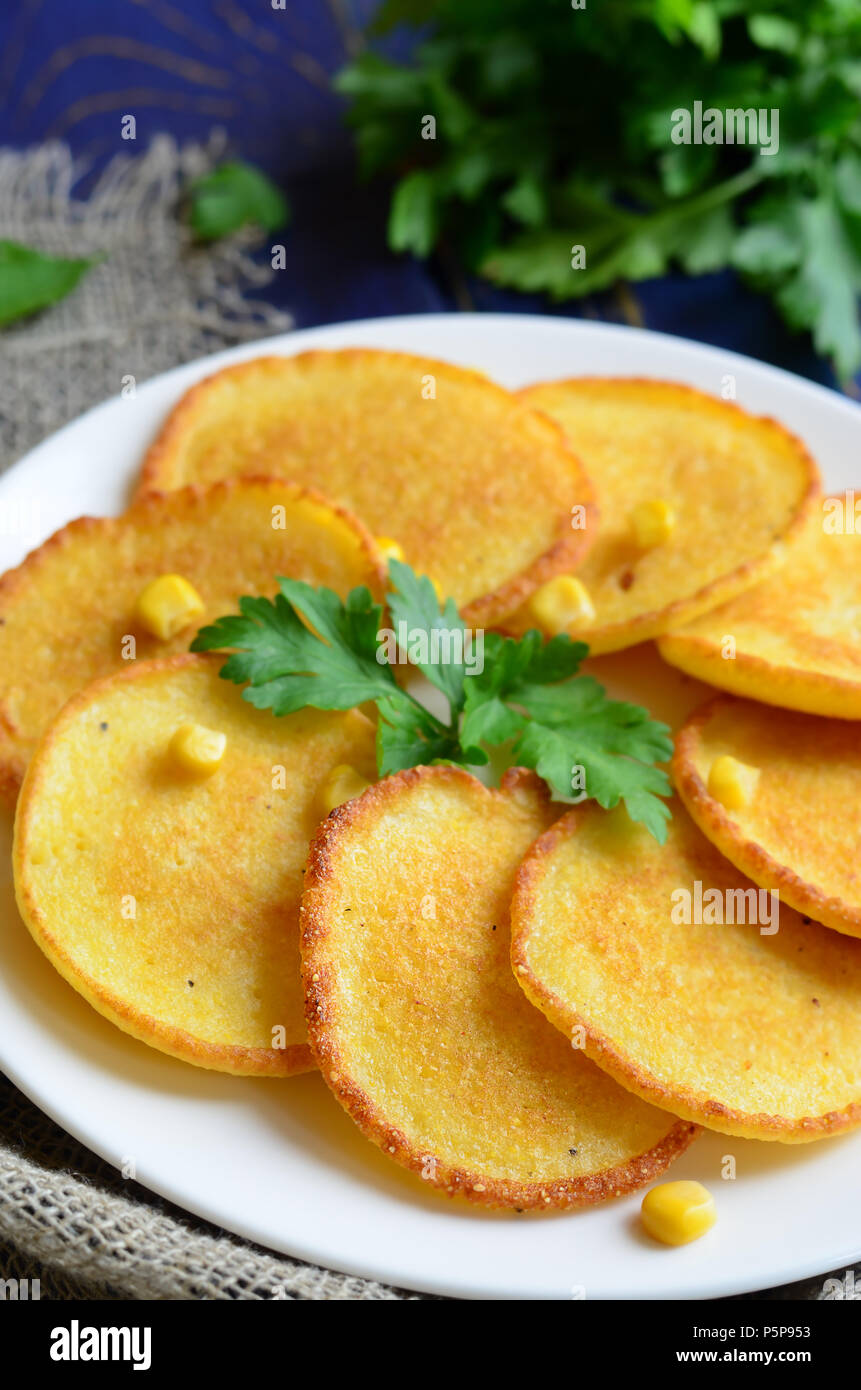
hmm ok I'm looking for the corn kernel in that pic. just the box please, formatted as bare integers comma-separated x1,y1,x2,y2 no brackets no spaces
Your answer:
708,754,760,811
318,764,371,816
169,723,226,777
376,536,406,566
631,499,675,548
527,575,595,634
641,1181,716,1246
135,575,205,640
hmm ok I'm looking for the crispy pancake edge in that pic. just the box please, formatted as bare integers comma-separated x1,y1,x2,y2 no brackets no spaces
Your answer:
511,802,861,1143
300,764,698,1210
13,652,317,1076
135,349,598,628
658,489,861,717
658,634,861,720
673,694,861,938
0,475,386,807
508,378,822,654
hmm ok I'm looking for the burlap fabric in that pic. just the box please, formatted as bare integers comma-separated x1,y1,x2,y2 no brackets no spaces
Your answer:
0,137,854,1301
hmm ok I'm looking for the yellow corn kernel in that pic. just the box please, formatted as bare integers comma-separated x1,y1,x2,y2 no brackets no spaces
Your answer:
708,754,760,811
641,1181,716,1246
376,536,406,566
527,575,595,634
169,723,226,777
318,764,371,816
631,499,675,548
135,575,205,640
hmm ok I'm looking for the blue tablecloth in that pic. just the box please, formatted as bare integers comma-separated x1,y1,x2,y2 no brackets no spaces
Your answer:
0,0,846,391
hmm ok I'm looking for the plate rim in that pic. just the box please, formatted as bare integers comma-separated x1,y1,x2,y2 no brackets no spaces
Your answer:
2,312,859,505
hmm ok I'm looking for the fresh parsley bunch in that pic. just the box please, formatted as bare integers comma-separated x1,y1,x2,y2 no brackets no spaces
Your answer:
191,559,673,841
336,0,861,379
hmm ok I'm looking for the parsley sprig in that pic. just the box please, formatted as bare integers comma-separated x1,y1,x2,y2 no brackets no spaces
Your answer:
191,559,673,841
337,0,861,380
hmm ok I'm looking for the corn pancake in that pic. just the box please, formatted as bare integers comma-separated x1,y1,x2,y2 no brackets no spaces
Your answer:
658,496,861,717
501,379,819,653
511,798,861,1142
136,349,595,625
300,766,697,1210
13,655,378,1075
673,695,861,939
0,477,383,803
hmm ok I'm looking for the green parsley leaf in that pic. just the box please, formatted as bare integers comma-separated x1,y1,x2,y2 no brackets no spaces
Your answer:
389,170,439,257
774,193,861,382
460,630,587,743
502,174,547,227
0,241,103,327
188,161,289,241
376,693,467,775
462,633,673,839
191,582,398,712
192,577,456,770
517,721,672,843
747,14,799,55
193,562,673,840
386,557,469,708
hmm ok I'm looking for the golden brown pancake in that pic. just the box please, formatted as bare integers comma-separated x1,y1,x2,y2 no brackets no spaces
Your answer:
658,495,861,717
0,478,383,803
14,655,377,1075
300,765,697,1210
673,694,861,938
501,379,819,653
511,797,861,1142
136,349,596,625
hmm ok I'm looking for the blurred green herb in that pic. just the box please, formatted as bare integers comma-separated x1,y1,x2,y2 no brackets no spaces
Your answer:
336,0,861,379
188,160,290,241
0,241,103,327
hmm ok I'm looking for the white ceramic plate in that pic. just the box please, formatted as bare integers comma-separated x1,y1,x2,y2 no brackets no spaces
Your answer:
1,313,858,1301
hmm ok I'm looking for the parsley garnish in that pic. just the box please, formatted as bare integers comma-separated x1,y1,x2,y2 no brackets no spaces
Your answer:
336,0,861,381
191,560,673,841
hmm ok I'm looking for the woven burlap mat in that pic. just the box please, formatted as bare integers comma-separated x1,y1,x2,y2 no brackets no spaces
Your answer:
0,137,854,1300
